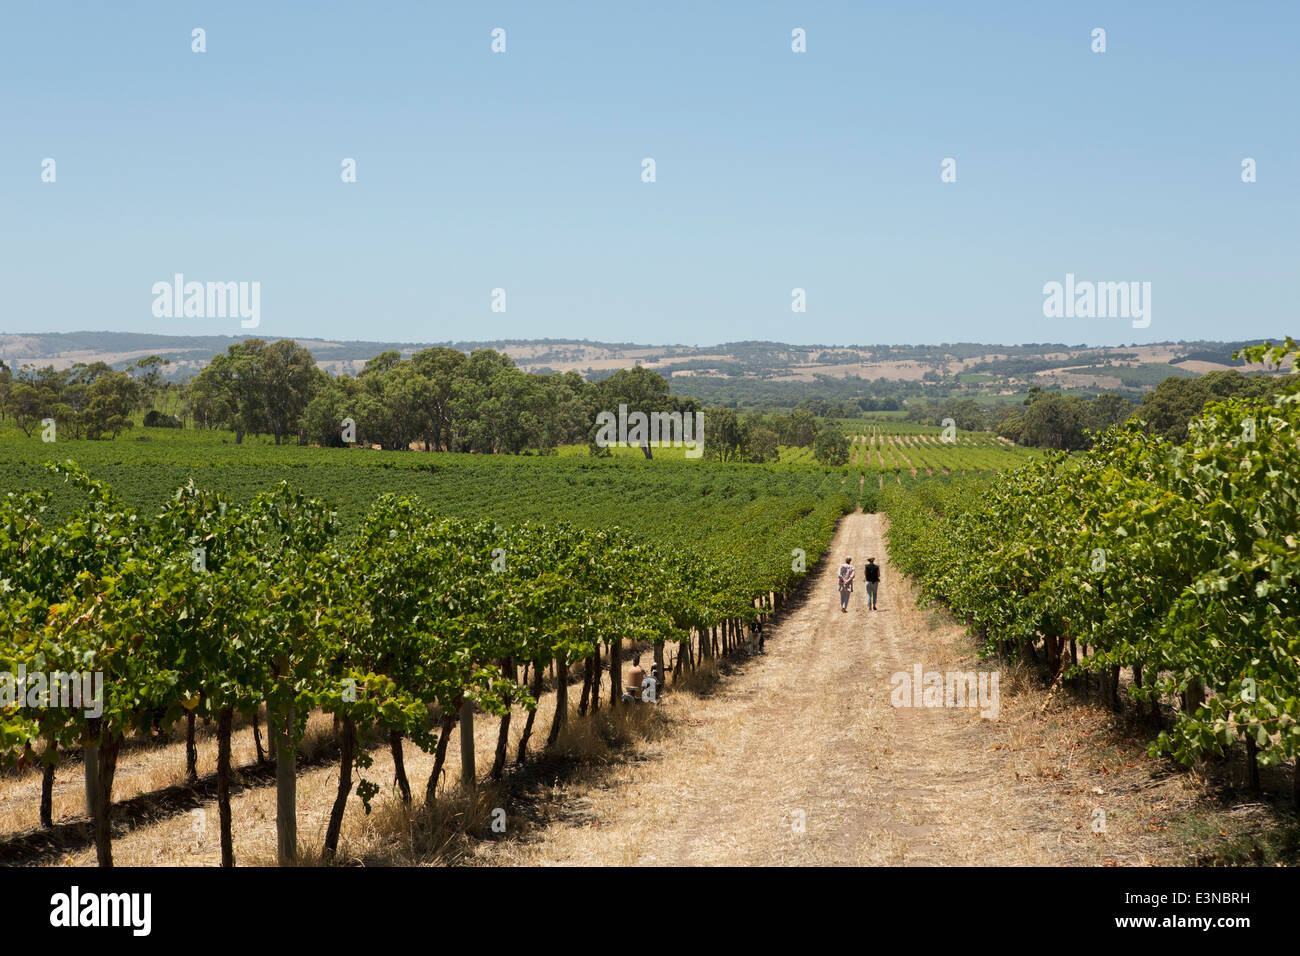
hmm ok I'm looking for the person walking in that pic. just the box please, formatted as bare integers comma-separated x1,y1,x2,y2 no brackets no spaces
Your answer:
863,557,881,610
837,556,855,612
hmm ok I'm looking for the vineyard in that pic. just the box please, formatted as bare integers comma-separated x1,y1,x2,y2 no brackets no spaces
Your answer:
845,424,1032,477
0,418,1025,535
21,398,1284,869
0,440,851,866
555,424,1031,471
881,342,1300,805
0,426,860,533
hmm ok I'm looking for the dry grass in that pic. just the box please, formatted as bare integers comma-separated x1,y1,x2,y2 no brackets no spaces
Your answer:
0,707,294,838
24,648,686,867
256,702,676,867
670,658,721,698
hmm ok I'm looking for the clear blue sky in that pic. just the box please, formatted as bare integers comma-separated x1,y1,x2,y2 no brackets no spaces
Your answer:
2,1,1295,348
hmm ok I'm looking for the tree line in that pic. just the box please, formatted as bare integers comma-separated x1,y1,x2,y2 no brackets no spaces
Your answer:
1,342,703,454
905,368,1296,452
702,407,850,464
2,340,860,462
0,357,173,440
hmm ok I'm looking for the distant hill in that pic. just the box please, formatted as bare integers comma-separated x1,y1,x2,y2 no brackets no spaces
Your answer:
0,332,1291,408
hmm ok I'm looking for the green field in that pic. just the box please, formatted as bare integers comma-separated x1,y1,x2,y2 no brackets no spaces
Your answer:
544,423,1033,473
0,419,1029,527
845,423,1034,475
0,423,869,590
1062,361,1198,388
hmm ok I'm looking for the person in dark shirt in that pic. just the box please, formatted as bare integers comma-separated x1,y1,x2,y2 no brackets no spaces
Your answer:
863,557,881,610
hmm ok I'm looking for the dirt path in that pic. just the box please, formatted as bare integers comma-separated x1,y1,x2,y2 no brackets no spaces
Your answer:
482,511,1149,866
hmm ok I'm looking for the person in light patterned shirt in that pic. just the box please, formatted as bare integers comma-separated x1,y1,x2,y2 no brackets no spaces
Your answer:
837,557,855,612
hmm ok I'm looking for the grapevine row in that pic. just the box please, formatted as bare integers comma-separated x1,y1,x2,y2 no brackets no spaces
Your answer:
0,462,845,865
881,342,1300,802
